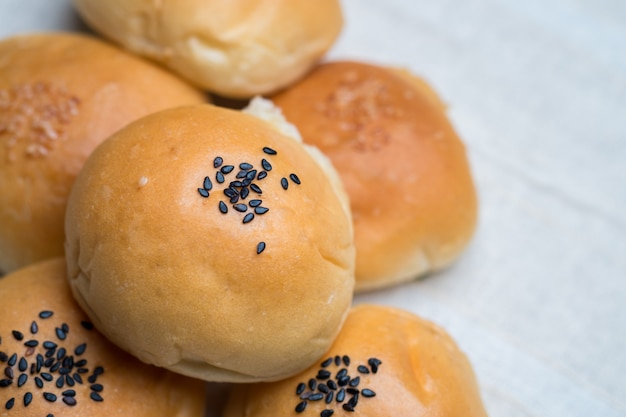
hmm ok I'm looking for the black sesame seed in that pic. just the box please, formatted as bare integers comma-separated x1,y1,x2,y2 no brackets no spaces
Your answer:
325,391,334,404
35,376,43,388
256,242,266,254
337,376,350,386
233,204,248,212
50,362,61,373
41,372,53,381
257,171,268,180
75,359,87,367
295,401,307,413
77,368,88,374
0,352,6,362
290,173,301,184
321,409,334,417
327,380,337,390
357,365,370,374
249,183,262,194
213,157,223,168
318,384,329,394
317,369,331,380
299,392,311,400
87,374,97,383
12,331,23,341
5,397,14,410
24,340,38,348
321,357,333,368
43,392,57,402
39,311,53,319
59,367,71,375
90,392,103,402
61,323,69,333
245,170,257,181
223,188,237,198
18,357,27,372
239,162,253,170
45,349,55,358
94,367,104,376
216,171,225,184
29,362,35,373
62,389,76,397
219,201,228,213
361,389,376,398
309,393,324,401
17,374,27,387
368,358,382,373
342,403,355,412
342,356,350,366
249,199,262,207
281,177,288,190
230,180,243,187
75,343,87,356
57,348,66,360
43,341,57,350
347,392,359,407
262,147,277,155
221,165,234,174
56,376,64,388
65,375,75,386
91,383,103,392
308,378,317,390
55,327,66,340
296,382,306,395
243,213,254,224
63,396,76,406
47,414,53,417
8,354,17,366
349,377,360,387
30,321,38,334
63,356,74,368
336,368,348,378
240,187,250,199
334,355,341,366
0,379,12,387
236,170,248,179
346,388,359,395
4,367,13,379
73,373,83,384
198,188,210,198
81,321,94,330
261,158,272,171
254,206,269,215
24,392,33,407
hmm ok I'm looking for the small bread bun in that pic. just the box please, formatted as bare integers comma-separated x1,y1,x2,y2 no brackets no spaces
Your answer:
272,61,478,291
64,102,355,383
222,304,488,417
0,32,206,274
72,0,343,98
0,258,206,417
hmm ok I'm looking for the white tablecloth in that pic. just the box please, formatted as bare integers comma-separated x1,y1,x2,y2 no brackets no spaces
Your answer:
2,1,625,416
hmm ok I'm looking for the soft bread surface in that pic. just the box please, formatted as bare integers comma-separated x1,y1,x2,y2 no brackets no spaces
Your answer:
0,32,206,274
222,304,488,417
272,61,478,291
73,0,343,98
0,258,206,417
64,104,355,383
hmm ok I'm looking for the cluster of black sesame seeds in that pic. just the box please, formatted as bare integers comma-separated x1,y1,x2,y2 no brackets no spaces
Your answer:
294,355,382,416
0,310,105,416
197,146,302,254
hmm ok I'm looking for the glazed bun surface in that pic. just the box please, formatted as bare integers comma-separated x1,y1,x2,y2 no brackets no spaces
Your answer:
272,61,478,291
0,32,206,274
222,304,488,417
64,102,355,383
73,0,343,98
0,258,206,417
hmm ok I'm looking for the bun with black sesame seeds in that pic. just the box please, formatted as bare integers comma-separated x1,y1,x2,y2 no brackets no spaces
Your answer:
0,32,207,275
271,61,479,292
64,100,355,383
221,304,489,417
0,258,206,417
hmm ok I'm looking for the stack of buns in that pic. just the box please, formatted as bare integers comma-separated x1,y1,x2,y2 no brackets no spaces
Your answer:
0,1,488,416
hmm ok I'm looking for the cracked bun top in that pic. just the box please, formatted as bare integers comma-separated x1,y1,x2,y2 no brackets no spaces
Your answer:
64,102,355,383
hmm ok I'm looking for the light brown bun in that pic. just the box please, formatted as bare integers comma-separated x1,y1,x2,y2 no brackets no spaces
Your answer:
222,304,488,417
72,0,343,98
0,32,206,274
272,61,478,292
0,258,206,416
64,102,355,383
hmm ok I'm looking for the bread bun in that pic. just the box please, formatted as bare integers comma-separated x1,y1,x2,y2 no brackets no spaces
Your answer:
0,32,206,274
72,0,343,98
64,102,355,383
222,304,488,417
271,61,478,291
0,258,206,416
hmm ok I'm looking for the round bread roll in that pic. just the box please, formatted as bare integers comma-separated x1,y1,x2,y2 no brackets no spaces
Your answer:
272,61,478,292
72,0,343,98
222,304,488,417
0,258,206,417
64,101,355,383
0,32,206,274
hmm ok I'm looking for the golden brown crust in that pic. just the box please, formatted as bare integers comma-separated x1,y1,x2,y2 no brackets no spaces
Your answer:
222,304,488,417
0,258,206,417
72,0,344,98
272,61,478,291
64,104,355,383
0,32,207,274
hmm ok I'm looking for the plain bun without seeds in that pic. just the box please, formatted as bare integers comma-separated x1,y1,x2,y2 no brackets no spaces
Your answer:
0,32,206,274
64,101,355,383
272,61,478,292
0,258,206,417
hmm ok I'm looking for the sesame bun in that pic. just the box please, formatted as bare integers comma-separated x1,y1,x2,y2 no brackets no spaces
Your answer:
72,0,343,98
64,101,355,383
272,61,478,291
0,258,206,417
222,304,488,417
0,32,206,274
